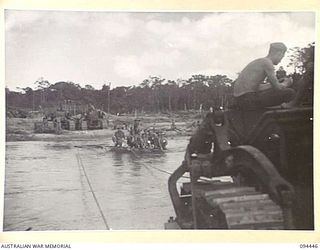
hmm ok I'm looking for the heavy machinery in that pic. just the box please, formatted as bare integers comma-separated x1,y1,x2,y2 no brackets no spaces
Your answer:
167,82,313,230
34,110,74,133
34,120,57,133
34,104,107,133
85,106,104,130
34,111,62,134
60,114,76,131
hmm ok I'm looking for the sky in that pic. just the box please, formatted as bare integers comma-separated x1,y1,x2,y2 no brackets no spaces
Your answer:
5,11,315,91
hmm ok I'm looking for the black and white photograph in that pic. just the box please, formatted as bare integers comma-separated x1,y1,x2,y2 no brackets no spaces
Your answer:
4,10,315,231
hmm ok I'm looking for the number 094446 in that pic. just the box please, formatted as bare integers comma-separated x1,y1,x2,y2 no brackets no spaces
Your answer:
300,244,318,248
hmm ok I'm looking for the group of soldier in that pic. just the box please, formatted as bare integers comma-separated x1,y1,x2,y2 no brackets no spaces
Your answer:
127,127,167,150
112,120,167,150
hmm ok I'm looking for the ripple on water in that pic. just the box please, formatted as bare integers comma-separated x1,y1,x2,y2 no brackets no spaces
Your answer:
4,136,189,230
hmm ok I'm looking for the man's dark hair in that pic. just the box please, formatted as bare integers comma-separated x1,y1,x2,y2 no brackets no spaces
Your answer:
268,42,287,55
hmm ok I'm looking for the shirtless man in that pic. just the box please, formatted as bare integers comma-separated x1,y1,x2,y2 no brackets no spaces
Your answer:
234,42,295,109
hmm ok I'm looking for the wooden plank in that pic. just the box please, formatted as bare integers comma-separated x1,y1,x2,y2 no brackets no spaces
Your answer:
225,210,283,227
229,221,284,229
204,187,256,198
208,194,270,206
220,199,281,214
193,182,237,197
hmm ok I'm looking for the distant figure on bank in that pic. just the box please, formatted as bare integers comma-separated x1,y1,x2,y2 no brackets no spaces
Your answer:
133,119,141,134
233,42,295,109
170,119,176,130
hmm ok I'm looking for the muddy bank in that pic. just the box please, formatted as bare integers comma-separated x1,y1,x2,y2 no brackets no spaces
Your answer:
6,129,115,142
6,117,196,142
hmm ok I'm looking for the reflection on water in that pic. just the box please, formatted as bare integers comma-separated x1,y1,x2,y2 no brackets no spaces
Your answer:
4,137,189,230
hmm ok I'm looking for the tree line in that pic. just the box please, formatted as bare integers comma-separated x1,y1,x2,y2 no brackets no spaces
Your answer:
6,74,234,114
6,43,314,115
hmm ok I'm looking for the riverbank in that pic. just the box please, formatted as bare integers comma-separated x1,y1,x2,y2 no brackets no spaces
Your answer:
6,113,199,142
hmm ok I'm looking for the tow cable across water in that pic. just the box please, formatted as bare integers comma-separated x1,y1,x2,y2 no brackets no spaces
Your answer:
129,149,174,175
128,148,216,183
128,148,195,180
76,149,110,230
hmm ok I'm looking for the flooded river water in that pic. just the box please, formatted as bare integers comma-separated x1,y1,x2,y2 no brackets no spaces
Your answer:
4,136,189,231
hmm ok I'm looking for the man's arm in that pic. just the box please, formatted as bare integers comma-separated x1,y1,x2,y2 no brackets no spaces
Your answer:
264,60,283,90
258,83,272,91
259,77,292,91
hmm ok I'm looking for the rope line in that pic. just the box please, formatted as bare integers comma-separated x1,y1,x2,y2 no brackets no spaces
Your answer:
100,144,211,182
76,150,110,230
129,148,191,179
128,148,166,181
129,148,217,183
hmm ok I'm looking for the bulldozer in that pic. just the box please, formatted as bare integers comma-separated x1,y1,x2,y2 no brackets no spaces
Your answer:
167,77,313,230
34,111,63,134
84,105,105,130
34,110,77,133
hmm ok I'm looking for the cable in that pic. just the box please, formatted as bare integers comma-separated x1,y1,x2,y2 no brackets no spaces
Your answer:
130,149,219,183
76,150,110,230
107,145,214,183
129,148,191,179
129,148,165,181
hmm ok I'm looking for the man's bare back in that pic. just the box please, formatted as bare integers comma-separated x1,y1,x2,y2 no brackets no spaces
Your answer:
233,42,295,108
234,57,277,97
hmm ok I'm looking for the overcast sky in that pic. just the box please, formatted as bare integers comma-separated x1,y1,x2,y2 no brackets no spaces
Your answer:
5,11,315,90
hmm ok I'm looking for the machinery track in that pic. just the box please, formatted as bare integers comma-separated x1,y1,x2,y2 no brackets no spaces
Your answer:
197,183,284,229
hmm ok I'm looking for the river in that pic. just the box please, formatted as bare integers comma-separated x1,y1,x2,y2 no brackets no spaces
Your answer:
4,136,189,231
